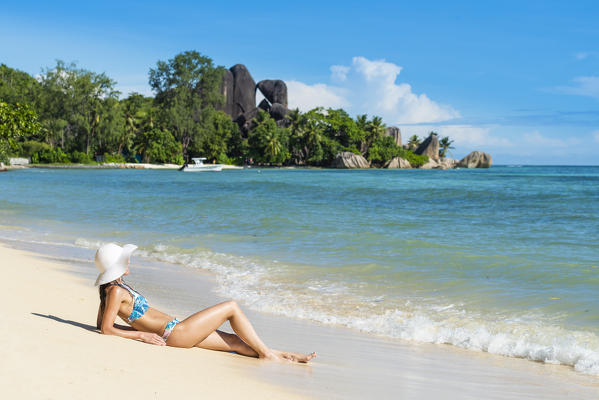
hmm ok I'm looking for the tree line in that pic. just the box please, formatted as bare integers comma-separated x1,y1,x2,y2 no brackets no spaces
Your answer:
0,51,452,167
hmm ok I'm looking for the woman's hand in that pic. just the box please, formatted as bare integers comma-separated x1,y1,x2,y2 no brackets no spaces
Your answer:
139,332,166,346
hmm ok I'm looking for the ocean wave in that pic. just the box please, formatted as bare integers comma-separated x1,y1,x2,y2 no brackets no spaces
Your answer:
66,238,599,376
130,242,599,376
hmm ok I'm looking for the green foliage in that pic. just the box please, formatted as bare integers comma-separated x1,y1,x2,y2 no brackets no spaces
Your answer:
103,153,127,163
32,146,70,164
149,51,224,160
134,128,183,164
248,111,290,165
37,61,120,154
70,151,94,164
397,147,429,168
191,109,241,162
0,56,446,169
19,140,51,157
407,135,421,150
0,101,41,162
439,136,455,158
367,136,401,166
0,64,41,106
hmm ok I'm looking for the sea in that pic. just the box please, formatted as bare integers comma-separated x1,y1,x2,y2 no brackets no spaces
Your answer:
1,166,598,376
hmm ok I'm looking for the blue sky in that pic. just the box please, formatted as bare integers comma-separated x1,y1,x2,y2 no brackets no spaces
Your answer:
2,1,598,164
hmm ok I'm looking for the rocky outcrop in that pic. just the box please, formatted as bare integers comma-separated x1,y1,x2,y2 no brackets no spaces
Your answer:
385,157,411,169
230,64,256,120
384,127,402,146
269,103,288,121
419,159,439,169
234,107,260,134
257,80,288,108
437,158,458,170
415,133,440,161
333,152,370,169
458,151,492,168
257,99,271,112
0,162,6,172
219,69,235,116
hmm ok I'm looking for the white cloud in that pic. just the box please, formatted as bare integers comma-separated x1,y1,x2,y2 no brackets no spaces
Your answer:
400,124,512,149
286,56,459,124
522,131,581,147
593,130,599,143
330,65,349,82
556,76,599,99
286,80,349,110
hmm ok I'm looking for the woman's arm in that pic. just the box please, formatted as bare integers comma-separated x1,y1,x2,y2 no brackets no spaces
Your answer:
100,287,165,346
98,304,136,331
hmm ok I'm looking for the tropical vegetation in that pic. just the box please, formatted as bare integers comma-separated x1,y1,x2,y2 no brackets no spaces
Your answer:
0,52,446,167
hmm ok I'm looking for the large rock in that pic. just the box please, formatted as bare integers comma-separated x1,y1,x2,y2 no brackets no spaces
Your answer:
385,157,411,169
415,133,440,161
269,103,288,121
333,152,370,169
437,158,458,170
234,107,260,136
384,127,402,146
257,98,271,112
218,69,235,116
458,151,492,168
419,159,439,169
230,64,256,120
257,80,288,108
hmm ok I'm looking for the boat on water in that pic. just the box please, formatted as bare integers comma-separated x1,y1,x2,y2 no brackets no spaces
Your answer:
181,158,223,172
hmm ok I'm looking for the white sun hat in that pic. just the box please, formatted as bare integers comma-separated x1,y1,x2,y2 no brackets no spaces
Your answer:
94,243,138,286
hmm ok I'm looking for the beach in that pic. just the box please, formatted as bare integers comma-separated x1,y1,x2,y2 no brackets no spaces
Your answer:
1,167,599,398
1,239,598,399
0,243,310,400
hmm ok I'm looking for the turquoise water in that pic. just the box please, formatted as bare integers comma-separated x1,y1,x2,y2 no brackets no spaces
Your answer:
1,166,598,374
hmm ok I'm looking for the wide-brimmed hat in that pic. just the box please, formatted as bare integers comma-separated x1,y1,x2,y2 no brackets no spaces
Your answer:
94,243,138,286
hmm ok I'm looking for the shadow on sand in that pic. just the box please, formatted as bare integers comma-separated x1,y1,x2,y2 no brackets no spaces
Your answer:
31,312,98,332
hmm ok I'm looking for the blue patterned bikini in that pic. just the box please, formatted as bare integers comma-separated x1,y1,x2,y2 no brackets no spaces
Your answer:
114,282,180,341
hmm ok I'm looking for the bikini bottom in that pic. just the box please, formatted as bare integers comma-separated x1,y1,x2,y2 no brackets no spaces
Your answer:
162,318,181,341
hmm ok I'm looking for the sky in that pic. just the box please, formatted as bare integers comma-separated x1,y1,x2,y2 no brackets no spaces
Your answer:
2,0,598,164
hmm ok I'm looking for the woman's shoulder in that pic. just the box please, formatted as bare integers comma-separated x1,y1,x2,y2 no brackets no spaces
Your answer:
105,284,129,299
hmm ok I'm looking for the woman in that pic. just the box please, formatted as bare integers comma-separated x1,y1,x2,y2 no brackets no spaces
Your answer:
95,243,315,363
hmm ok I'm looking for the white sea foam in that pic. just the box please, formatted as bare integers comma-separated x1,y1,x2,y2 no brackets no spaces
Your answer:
31,237,599,376
129,243,599,376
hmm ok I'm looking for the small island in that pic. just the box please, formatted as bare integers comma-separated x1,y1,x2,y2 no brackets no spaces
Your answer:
1,52,491,171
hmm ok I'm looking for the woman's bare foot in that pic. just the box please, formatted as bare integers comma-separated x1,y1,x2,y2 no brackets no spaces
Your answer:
259,350,285,362
274,350,317,363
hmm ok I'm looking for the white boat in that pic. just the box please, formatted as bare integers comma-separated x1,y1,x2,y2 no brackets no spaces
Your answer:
182,158,223,172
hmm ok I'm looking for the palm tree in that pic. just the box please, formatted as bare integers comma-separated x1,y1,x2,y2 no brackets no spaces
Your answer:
363,115,385,155
264,129,283,161
439,136,455,158
408,135,421,150
356,114,369,131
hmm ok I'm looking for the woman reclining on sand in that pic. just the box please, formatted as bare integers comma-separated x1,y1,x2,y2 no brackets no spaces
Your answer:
95,243,315,363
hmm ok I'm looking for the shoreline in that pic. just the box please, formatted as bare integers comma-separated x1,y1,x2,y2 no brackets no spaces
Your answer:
0,242,309,400
2,237,598,399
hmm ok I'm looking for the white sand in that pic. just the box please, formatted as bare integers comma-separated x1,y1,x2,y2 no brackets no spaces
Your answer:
1,241,598,400
0,244,308,399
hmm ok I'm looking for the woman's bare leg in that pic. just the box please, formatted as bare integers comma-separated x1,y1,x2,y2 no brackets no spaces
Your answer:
166,300,278,359
195,330,258,357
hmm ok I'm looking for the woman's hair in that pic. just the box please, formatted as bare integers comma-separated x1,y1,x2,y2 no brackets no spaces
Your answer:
97,283,111,329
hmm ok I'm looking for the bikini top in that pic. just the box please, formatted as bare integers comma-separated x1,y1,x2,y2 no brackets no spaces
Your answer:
113,282,149,323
